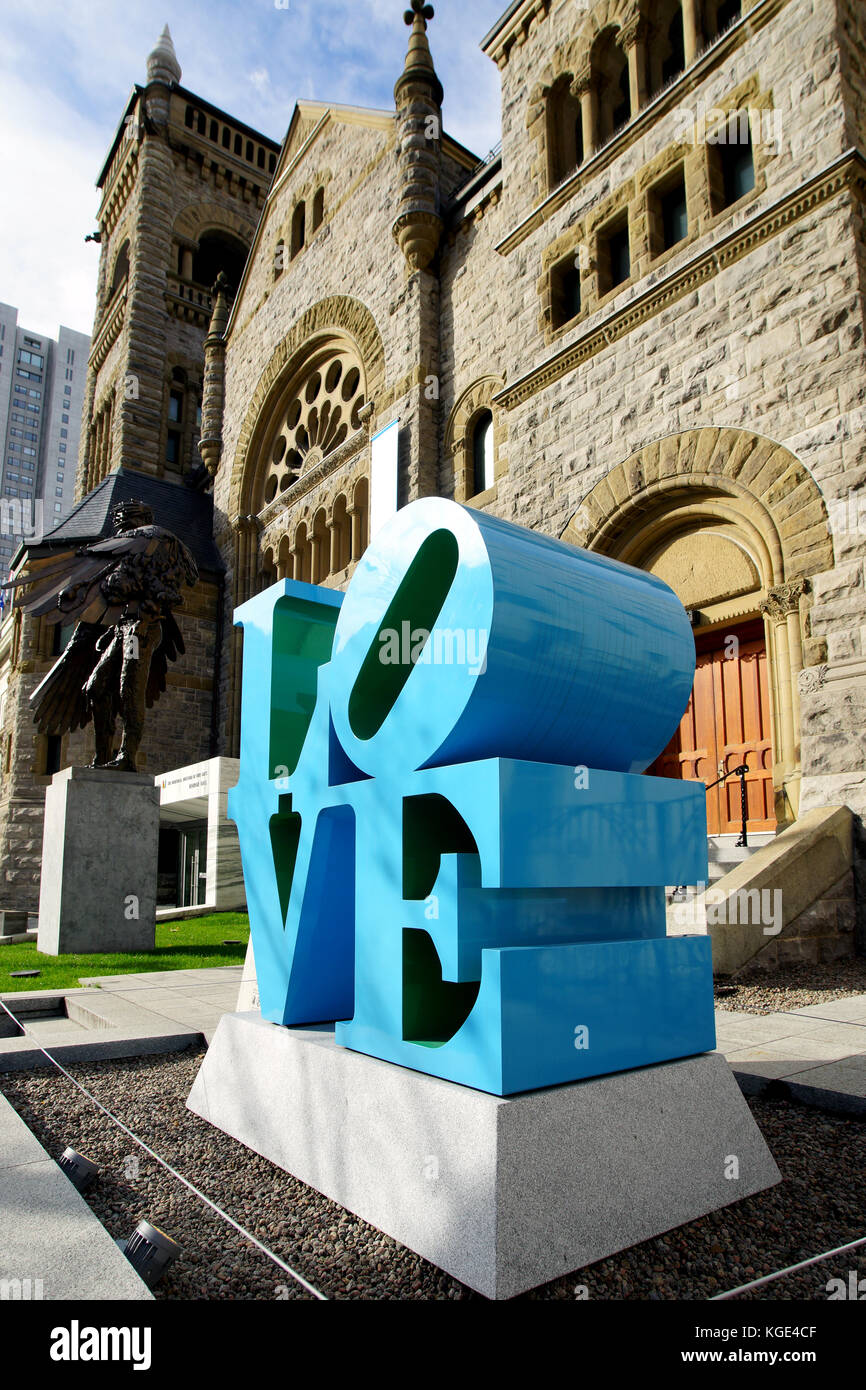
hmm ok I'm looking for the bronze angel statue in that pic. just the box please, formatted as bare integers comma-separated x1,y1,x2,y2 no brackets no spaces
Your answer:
4,500,198,772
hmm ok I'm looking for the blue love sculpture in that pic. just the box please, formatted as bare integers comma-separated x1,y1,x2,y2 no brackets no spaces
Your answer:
229,498,714,1095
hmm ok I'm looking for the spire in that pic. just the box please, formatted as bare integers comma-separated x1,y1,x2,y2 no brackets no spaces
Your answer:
207,272,231,341
392,0,444,271
146,25,182,86
395,1,443,107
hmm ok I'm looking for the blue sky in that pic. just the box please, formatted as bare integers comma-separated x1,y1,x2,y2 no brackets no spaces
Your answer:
0,0,506,339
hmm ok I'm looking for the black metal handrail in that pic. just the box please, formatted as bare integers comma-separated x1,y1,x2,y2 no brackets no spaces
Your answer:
704,759,751,848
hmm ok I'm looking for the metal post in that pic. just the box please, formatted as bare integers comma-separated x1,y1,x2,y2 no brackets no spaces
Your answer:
736,764,748,848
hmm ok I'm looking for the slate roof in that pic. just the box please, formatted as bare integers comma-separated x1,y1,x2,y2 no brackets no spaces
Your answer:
18,469,223,573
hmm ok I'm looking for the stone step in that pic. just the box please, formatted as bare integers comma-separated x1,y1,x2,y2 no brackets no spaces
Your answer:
666,832,778,931
708,832,775,864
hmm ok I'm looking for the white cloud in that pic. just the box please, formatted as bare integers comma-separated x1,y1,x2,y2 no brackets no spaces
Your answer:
248,68,272,97
0,69,101,337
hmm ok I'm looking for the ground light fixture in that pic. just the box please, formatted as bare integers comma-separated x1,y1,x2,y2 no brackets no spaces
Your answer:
118,1220,181,1287
59,1147,99,1192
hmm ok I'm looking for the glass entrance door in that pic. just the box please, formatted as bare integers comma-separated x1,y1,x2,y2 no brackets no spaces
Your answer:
179,822,208,907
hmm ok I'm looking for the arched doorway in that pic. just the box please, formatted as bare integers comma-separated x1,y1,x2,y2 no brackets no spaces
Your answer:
561,429,834,829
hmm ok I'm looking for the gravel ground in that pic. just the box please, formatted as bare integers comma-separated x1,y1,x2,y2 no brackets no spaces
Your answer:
714,957,866,1014
2,1048,864,1302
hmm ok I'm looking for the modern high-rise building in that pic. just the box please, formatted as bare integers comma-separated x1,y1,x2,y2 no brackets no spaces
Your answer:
0,308,90,571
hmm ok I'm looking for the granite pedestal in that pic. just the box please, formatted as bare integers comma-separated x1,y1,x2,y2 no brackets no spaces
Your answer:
188,1012,781,1299
37,766,159,955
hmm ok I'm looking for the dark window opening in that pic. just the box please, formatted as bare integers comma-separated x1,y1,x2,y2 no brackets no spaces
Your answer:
612,62,631,132
191,231,248,291
547,75,584,186
662,11,686,85
45,735,62,776
710,120,755,212
599,219,630,294
291,203,306,258
650,171,688,256
110,240,130,297
551,257,582,328
710,0,742,39
470,411,494,496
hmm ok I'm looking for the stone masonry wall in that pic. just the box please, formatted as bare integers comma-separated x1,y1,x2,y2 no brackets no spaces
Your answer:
739,869,856,969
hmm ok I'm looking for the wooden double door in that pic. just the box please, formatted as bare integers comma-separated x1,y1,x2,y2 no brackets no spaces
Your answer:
649,619,776,834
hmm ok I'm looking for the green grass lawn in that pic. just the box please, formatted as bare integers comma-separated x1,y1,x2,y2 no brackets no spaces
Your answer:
0,912,250,992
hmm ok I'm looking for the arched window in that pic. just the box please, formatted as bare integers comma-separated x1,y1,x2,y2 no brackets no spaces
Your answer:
260,545,276,593
312,188,325,231
706,0,742,40
547,75,584,187
331,494,351,573
352,478,369,561
164,366,200,477
191,231,248,291
312,510,329,584
470,411,495,496
294,522,311,583
110,240,130,297
255,345,366,511
592,29,631,144
649,2,686,96
291,203,306,258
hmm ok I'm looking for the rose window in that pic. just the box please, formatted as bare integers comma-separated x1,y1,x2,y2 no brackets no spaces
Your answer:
259,347,366,508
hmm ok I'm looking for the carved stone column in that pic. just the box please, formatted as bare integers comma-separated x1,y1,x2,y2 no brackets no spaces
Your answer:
760,578,808,821
620,14,648,114
328,518,341,576
682,0,703,66
572,67,597,159
348,505,362,564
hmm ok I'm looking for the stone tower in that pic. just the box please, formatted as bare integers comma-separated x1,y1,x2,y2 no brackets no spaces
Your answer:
0,31,279,917
78,26,279,496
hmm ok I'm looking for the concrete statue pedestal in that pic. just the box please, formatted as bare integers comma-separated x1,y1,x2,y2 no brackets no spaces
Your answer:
189,1013,781,1300
37,766,159,955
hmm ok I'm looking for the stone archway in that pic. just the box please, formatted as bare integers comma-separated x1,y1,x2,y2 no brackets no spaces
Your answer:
561,428,834,823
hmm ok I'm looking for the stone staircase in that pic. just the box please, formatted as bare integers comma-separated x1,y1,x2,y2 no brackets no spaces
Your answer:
666,831,776,934
665,807,856,972
705,831,776,887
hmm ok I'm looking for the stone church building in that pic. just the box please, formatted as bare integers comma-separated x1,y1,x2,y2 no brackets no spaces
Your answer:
1,0,865,967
